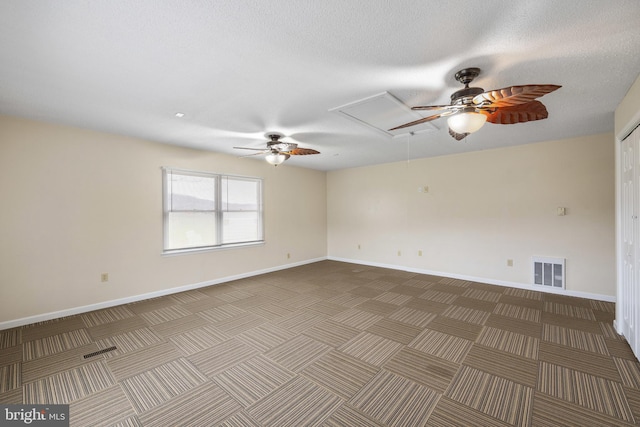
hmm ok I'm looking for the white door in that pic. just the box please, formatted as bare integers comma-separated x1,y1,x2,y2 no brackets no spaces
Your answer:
621,126,640,357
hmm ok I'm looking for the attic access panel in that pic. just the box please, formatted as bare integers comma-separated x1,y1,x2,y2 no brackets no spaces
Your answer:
330,92,438,138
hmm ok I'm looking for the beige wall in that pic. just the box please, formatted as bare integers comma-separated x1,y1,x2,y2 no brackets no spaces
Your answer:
327,133,615,298
0,112,617,326
0,115,327,325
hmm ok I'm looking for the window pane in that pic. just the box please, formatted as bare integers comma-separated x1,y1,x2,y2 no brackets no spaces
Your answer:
222,177,259,211
166,212,216,249
170,173,216,211
223,212,259,243
163,168,263,252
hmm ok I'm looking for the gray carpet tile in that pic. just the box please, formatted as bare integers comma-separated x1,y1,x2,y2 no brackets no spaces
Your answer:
349,369,440,427
0,387,23,404
338,332,403,367
428,396,514,427
388,306,437,328
384,347,458,393
538,341,621,382
323,404,385,427
188,338,258,377
138,382,242,427
21,317,85,342
264,334,331,372
22,343,100,383
409,329,473,363
23,360,115,404
427,316,483,341
301,350,378,400
445,365,533,426
86,317,148,341
213,355,296,407
476,326,539,359
247,376,343,427
81,306,136,328
106,342,182,381
543,322,609,354
169,324,229,356
302,319,361,347
463,345,539,388
95,328,163,358
69,385,137,427
0,329,21,350
119,358,207,413
236,323,296,353
0,363,20,394
23,329,92,361
365,317,423,345
0,345,21,368
1,260,637,426
538,361,634,421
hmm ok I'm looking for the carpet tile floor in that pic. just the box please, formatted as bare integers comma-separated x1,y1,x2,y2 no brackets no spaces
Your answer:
1,260,639,426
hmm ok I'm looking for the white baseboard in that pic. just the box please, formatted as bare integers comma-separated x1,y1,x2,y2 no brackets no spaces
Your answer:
0,257,326,331
328,256,616,303
2,256,615,330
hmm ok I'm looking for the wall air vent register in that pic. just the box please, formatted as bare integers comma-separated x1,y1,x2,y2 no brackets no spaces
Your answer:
533,256,565,289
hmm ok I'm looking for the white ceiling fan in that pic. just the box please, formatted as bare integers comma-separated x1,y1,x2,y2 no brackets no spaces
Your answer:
234,133,320,166
390,68,561,140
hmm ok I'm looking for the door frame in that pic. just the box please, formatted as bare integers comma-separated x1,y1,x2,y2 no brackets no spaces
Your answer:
616,122,640,346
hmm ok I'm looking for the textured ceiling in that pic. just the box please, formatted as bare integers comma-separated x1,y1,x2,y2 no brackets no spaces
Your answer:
1,1,639,171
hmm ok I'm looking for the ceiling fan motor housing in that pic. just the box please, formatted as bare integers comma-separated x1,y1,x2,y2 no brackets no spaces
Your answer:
454,67,481,85
450,86,484,105
450,67,484,105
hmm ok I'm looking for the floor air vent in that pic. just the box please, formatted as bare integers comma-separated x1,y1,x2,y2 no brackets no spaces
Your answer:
533,257,565,289
83,346,117,359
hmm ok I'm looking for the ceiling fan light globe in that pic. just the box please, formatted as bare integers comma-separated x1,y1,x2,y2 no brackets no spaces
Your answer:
265,152,287,165
447,111,487,134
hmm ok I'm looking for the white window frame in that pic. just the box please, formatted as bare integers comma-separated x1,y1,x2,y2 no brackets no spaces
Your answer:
162,167,264,254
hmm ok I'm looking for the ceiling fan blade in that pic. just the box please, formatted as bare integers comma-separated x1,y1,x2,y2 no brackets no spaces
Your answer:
473,84,561,107
481,100,549,124
239,152,269,158
448,128,469,140
233,146,269,152
410,104,457,111
389,110,456,131
283,147,320,155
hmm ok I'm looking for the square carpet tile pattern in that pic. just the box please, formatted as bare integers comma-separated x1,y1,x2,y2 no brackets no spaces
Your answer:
1,260,640,426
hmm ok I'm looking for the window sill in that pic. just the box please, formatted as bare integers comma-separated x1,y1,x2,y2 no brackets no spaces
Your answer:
162,240,265,256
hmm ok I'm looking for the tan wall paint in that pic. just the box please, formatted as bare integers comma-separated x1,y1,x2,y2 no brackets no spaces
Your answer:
328,133,615,297
0,115,327,324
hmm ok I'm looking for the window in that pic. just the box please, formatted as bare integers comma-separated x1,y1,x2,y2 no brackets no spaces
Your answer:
163,168,263,253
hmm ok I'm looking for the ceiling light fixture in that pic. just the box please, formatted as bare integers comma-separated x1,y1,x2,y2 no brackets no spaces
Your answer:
265,152,289,166
175,112,185,118
447,108,487,135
